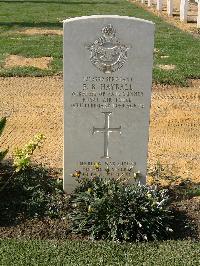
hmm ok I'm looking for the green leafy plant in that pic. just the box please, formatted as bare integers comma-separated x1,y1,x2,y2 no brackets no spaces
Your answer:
13,133,46,172
0,117,8,162
69,175,173,242
0,165,66,223
0,133,68,223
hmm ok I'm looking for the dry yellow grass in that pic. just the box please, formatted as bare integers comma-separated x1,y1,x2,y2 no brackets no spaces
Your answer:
0,77,199,181
15,28,63,36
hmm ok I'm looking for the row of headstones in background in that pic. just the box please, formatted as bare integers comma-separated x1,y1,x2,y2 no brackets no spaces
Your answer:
141,0,200,28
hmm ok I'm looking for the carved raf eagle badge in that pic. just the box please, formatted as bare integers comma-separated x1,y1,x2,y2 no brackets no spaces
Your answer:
87,24,131,74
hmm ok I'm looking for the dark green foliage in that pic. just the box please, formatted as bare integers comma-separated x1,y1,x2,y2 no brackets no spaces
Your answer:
0,165,66,224
0,117,8,162
0,150,8,162
0,117,6,136
182,183,200,198
69,177,173,241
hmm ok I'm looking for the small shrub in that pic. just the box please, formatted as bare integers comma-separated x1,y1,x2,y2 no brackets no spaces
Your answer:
0,166,66,223
0,132,66,223
69,176,173,242
13,133,46,172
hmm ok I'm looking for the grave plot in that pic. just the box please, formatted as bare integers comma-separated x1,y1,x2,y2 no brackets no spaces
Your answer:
0,76,63,169
15,28,63,36
4,55,53,70
148,80,200,182
0,77,199,182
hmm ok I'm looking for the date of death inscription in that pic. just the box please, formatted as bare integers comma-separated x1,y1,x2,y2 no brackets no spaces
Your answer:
78,161,137,178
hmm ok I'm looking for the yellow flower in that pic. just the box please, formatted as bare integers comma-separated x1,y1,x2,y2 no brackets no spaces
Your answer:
72,170,81,178
87,188,93,193
94,162,100,170
88,205,93,213
133,171,141,179
147,193,152,198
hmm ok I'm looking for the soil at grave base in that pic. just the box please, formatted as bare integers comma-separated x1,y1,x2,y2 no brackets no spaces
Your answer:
0,197,199,240
0,76,199,240
129,0,200,37
0,216,86,241
0,76,199,182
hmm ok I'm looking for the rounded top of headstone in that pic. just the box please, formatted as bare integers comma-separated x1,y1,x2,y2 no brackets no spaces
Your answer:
63,15,155,26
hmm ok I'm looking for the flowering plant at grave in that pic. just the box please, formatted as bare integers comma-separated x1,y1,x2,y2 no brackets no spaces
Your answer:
72,162,101,181
68,164,173,242
13,133,46,172
0,117,8,162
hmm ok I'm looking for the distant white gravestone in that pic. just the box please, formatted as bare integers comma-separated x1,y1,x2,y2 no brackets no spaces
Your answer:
197,0,200,28
180,0,188,22
63,15,155,193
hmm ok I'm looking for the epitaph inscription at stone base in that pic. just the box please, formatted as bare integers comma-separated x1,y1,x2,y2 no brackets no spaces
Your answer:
63,15,155,193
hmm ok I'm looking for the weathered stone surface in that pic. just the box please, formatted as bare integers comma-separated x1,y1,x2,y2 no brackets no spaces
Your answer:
63,15,154,193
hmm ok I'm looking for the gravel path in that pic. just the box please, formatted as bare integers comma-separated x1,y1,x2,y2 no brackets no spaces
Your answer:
0,76,199,181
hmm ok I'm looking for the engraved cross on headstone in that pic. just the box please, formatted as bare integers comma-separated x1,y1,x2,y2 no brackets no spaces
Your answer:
92,112,121,158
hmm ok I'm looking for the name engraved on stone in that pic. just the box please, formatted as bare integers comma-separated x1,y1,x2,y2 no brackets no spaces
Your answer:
70,75,145,110
92,112,121,158
87,24,131,74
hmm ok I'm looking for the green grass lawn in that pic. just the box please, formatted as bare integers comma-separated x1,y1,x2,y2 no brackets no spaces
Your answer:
0,0,199,84
0,239,200,265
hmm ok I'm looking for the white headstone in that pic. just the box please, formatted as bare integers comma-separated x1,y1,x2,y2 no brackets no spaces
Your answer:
63,15,155,193
180,0,188,22
167,0,173,16
197,0,200,28
157,0,163,11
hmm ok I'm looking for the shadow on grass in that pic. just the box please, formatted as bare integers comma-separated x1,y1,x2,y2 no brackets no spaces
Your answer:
0,21,62,29
172,207,199,240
